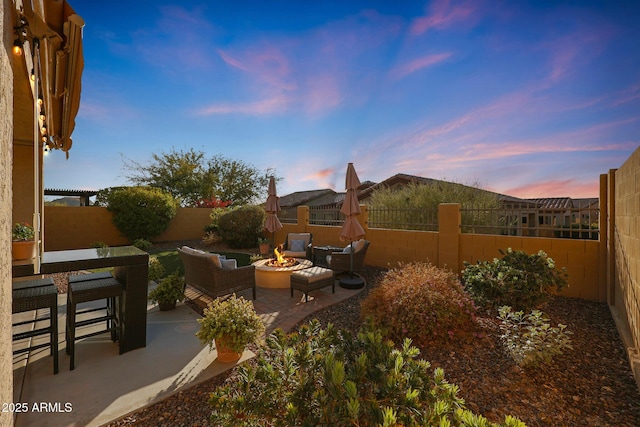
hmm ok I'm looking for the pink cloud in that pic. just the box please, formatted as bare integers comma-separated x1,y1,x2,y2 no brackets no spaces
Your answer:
197,95,290,116
390,52,453,79
503,180,600,199
410,0,477,35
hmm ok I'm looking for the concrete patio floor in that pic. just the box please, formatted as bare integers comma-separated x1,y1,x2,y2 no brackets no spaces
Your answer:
12,280,364,427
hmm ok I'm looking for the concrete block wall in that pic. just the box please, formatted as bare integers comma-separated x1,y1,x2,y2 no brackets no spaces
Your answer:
612,145,640,388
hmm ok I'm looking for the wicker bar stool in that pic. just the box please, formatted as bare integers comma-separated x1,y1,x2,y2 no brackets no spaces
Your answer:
12,277,59,375
66,272,123,370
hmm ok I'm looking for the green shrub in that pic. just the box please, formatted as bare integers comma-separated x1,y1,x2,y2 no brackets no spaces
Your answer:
207,207,231,232
361,262,478,347
216,205,265,248
105,186,177,241
498,306,573,368
208,320,525,427
148,272,185,305
133,238,152,251
461,248,568,312
148,257,166,282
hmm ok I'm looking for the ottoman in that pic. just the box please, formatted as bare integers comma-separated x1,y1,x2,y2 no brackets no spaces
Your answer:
290,266,335,302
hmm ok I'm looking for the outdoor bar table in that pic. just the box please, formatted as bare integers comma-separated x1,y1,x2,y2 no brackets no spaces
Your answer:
12,246,149,353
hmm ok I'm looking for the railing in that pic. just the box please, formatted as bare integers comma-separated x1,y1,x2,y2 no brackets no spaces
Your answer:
277,208,298,224
460,202,600,239
368,207,438,231
309,206,342,226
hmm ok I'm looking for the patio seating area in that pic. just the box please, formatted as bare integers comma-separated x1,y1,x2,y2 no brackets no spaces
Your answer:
12,277,365,427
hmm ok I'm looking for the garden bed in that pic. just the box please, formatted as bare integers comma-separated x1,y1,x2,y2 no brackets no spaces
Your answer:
106,261,640,426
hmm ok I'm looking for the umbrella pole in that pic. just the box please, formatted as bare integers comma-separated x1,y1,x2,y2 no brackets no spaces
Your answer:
339,240,364,289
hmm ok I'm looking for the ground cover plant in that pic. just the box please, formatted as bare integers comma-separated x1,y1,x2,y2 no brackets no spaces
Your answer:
207,320,525,427
361,262,478,347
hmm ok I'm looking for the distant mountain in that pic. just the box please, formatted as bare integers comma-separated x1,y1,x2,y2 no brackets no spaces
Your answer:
45,197,82,206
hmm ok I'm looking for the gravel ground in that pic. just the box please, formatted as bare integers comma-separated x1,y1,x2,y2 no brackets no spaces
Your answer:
99,241,640,426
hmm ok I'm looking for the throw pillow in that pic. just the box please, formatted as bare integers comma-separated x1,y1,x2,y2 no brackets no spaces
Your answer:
291,239,305,252
342,245,352,253
221,259,237,270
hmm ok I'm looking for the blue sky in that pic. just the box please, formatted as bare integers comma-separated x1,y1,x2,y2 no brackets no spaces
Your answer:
43,0,640,199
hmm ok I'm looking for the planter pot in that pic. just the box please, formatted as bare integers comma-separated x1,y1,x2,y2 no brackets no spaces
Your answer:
158,301,177,311
12,241,36,261
259,243,270,255
215,335,243,363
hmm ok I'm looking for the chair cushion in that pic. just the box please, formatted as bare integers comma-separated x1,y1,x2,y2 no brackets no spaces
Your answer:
291,266,334,283
342,245,352,253
283,250,306,258
208,253,222,268
290,239,306,252
354,239,366,253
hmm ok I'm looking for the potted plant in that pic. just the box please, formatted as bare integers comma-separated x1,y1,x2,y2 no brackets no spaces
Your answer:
258,237,271,255
148,272,185,311
12,222,36,260
196,294,265,363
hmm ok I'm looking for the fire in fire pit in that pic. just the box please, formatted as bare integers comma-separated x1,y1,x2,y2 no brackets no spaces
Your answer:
266,244,299,268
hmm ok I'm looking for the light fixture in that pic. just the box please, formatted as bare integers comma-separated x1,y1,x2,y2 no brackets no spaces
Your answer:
39,109,46,122
13,38,23,56
41,124,47,134
30,69,35,81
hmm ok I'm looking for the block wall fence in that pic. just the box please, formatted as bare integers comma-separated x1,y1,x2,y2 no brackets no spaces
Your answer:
41,148,640,388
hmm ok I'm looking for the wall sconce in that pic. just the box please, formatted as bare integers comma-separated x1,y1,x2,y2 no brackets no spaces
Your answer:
13,38,23,56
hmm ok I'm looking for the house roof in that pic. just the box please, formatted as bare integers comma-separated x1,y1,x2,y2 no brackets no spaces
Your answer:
278,189,339,208
277,173,597,210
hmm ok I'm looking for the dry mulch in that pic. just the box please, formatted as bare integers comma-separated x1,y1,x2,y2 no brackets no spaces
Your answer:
101,244,640,427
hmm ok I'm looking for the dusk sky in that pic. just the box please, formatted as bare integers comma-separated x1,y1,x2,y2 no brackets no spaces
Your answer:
43,0,640,199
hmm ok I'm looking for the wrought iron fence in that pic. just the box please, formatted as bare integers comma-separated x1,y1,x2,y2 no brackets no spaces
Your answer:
309,206,342,226
367,207,438,231
277,208,298,224
460,202,600,239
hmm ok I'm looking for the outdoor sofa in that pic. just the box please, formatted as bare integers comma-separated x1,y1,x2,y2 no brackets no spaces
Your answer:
326,239,370,274
178,247,256,300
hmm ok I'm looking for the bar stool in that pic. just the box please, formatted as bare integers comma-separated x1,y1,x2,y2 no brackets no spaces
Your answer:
66,271,123,370
12,277,59,375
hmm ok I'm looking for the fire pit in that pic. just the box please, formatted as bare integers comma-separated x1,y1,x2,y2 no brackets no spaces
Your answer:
253,245,312,288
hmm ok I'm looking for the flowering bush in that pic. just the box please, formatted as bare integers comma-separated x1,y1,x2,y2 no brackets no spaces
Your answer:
12,222,34,241
361,262,478,347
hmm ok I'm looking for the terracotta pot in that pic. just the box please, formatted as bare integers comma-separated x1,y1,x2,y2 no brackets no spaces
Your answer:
12,241,36,261
158,301,177,311
215,335,243,363
259,243,270,255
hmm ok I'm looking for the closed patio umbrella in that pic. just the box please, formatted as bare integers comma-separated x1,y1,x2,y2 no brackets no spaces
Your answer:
264,176,283,248
338,163,365,289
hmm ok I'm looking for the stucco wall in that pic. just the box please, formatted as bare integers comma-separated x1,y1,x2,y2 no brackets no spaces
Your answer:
613,145,640,387
1,0,15,424
43,206,213,250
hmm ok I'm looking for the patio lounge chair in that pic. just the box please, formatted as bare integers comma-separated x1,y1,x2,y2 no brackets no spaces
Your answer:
178,247,256,300
282,232,313,259
327,239,370,274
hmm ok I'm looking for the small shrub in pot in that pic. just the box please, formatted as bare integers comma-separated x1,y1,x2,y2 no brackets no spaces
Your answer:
148,272,185,310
